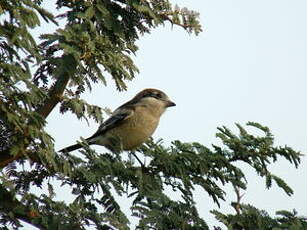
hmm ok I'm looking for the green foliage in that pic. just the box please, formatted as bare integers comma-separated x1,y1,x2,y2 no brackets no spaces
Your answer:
0,0,56,162
275,210,307,230
1,121,304,229
59,97,104,124
212,205,307,230
0,1,305,230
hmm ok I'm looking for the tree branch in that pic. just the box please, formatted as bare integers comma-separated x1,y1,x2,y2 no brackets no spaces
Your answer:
231,185,245,214
0,154,23,169
35,72,70,119
0,54,76,168
36,54,77,118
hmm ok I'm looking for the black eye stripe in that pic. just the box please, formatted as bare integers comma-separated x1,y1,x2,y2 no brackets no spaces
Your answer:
142,93,152,98
143,92,162,98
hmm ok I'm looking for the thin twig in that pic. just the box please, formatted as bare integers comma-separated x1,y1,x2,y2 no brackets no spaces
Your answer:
131,151,144,167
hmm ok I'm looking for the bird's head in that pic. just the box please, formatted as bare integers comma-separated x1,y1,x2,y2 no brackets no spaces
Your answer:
136,88,175,106
130,88,176,115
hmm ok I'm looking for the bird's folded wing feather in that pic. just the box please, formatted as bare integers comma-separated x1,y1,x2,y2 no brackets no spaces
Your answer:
87,108,134,140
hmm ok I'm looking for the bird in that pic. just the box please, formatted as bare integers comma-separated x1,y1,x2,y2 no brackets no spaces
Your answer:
59,88,176,153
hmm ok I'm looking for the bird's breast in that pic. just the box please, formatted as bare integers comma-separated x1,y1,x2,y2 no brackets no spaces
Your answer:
107,112,159,150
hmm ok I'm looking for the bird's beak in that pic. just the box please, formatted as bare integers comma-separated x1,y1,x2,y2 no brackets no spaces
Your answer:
166,100,176,107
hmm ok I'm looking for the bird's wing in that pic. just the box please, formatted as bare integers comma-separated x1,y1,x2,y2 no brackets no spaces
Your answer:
87,107,134,140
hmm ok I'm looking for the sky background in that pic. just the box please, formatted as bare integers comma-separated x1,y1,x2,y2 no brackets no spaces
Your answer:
28,0,307,228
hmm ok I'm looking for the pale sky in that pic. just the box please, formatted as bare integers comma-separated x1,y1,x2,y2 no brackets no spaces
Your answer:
28,0,307,228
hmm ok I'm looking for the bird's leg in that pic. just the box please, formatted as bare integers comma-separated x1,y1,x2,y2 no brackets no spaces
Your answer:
130,151,144,167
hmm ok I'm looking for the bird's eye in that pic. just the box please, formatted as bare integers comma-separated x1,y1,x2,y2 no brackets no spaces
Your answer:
155,93,162,98
143,93,152,98
142,91,163,99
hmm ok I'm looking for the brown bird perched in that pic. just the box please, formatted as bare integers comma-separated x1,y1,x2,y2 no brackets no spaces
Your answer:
59,88,176,153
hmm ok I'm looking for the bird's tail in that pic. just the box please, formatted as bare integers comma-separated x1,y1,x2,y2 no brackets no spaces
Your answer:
59,143,82,153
